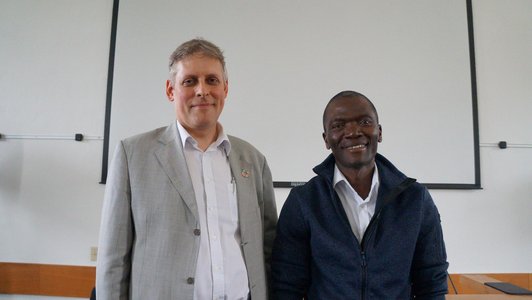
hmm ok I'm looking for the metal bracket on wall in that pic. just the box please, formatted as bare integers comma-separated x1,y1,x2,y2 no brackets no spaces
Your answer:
0,133,103,141
479,142,532,149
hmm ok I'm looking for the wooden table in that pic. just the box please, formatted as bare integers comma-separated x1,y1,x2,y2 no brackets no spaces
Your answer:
447,295,532,299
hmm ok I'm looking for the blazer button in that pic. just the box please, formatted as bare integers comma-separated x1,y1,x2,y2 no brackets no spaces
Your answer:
187,277,194,284
193,229,201,236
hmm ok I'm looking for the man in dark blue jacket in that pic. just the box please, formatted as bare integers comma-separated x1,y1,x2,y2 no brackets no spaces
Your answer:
271,91,448,299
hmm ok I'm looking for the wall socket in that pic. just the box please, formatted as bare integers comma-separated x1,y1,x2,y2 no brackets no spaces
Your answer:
90,247,98,262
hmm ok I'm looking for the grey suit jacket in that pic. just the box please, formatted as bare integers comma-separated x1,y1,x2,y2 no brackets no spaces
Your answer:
96,123,277,300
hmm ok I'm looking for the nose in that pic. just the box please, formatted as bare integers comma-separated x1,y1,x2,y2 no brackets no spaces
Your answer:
196,82,210,98
344,122,361,137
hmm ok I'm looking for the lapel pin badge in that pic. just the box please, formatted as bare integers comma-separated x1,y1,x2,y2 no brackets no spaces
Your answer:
241,168,250,178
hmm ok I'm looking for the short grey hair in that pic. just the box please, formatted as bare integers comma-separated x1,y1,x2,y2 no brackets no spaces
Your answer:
168,38,227,84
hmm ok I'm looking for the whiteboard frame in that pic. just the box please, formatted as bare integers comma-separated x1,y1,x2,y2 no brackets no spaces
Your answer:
99,0,481,190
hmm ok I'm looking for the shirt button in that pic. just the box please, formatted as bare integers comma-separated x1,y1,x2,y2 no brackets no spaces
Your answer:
193,229,201,236
187,277,194,284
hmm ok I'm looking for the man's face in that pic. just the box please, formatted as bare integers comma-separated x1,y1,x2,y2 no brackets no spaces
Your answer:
322,96,382,171
166,53,228,135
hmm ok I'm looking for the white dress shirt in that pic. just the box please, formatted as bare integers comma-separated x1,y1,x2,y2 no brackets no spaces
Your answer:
333,164,380,243
177,122,249,300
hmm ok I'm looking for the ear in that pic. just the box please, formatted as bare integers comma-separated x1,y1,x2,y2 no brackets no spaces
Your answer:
378,124,383,142
165,80,174,102
223,79,229,97
323,132,331,149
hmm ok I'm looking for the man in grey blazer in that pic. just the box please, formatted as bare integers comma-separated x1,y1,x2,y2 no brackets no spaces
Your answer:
96,39,277,300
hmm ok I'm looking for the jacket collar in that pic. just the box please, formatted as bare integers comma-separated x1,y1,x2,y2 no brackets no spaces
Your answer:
154,123,198,218
313,153,416,211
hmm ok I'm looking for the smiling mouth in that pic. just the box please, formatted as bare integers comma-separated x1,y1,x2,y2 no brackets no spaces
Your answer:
191,102,214,108
344,144,367,150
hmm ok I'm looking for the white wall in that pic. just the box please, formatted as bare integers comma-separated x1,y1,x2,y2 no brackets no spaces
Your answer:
0,0,530,299
436,0,532,272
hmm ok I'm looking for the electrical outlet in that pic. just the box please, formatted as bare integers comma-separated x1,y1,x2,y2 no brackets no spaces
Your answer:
90,247,98,262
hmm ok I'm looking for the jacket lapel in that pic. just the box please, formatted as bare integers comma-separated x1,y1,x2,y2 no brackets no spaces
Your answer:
154,123,198,219
228,150,258,243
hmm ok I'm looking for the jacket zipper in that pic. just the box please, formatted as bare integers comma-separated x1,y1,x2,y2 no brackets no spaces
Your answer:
360,250,367,300
357,177,415,299
323,166,415,299
359,212,380,300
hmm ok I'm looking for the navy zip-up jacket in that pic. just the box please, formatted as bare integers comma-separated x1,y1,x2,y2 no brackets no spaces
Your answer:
271,153,448,299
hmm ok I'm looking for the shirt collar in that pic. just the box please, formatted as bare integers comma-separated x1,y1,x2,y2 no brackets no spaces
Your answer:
176,121,231,156
333,163,380,202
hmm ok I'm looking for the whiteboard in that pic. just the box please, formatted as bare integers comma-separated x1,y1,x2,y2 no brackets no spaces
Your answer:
108,0,478,187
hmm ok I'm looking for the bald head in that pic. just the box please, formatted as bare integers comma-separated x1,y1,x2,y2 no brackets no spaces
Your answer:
322,90,379,131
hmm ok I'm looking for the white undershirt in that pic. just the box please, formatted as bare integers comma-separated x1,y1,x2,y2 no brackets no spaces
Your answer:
333,164,379,243
177,122,249,300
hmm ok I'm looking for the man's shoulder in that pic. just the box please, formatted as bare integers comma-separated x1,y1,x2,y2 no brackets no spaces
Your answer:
228,135,264,157
289,174,331,200
122,125,169,146
390,178,436,213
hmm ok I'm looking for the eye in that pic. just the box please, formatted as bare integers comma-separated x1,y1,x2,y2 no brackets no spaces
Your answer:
206,76,220,85
359,118,373,126
330,122,344,130
182,78,196,86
